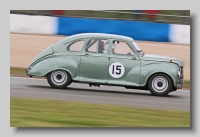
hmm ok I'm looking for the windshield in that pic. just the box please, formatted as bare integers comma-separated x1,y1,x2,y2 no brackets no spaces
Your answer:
132,41,141,51
132,40,145,56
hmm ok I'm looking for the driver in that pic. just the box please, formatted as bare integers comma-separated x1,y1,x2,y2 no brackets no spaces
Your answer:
112,41,117,54
103,42,117,54
103,42,109,53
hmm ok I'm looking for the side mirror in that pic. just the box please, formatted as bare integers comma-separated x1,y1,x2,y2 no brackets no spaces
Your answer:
132,57,137,60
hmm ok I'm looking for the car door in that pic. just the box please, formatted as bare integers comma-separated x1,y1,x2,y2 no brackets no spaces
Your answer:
79,38,110,83
107,39,141,87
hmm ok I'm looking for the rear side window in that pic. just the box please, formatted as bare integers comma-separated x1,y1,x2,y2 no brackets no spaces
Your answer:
67,40,85,52
85,39,109,54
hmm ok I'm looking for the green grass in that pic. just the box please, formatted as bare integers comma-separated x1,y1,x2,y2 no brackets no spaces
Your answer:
10,97,190,127
10,67,190,89
10,67,44,79
10,67,26,76
183,80,190,89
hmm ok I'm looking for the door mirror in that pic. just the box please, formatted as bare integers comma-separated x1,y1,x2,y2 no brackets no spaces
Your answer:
132,57,137,60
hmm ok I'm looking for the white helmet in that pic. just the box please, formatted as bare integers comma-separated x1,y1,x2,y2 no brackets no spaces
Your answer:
103,42,109,53
112,43,116,49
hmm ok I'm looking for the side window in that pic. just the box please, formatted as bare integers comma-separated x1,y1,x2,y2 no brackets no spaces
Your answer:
67,40,84,52
112,40,134,56
85,39,109,54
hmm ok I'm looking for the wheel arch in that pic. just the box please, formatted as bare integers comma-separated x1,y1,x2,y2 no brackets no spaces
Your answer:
44,68,73,80
145,72,176,90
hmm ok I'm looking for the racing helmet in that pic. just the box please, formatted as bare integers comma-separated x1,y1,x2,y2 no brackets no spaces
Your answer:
103,42,109,53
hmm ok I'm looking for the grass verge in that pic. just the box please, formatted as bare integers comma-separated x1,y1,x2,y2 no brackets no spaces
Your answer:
10,97,190,127
10,67,45,79
10,67,190,89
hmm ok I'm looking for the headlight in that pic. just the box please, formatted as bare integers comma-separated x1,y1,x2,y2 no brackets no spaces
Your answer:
178,70,181,78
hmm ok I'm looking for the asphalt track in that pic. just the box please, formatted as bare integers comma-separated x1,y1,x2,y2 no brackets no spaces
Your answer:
10,77,190,112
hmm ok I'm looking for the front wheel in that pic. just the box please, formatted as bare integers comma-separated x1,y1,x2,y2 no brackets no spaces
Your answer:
47,70,72,89
148,73,173,96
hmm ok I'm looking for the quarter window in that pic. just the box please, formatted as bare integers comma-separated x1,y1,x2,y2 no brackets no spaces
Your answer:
85,39,109,54
67,40,84,52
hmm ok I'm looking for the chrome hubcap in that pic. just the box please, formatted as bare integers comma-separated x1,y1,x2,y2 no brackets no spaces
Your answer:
51,70,67,85
152,76,168,92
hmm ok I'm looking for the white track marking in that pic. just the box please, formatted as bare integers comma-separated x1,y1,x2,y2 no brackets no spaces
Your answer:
10,76,190,92
10,76,45,80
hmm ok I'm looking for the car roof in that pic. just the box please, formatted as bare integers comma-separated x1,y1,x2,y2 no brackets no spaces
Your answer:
65,33,134,41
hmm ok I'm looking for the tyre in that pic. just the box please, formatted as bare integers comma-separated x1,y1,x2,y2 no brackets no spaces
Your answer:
148,73,173,96
47,70,72,88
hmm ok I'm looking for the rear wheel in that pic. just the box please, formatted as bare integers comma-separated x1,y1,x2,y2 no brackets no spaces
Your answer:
148,73,173,96
47,70,72,88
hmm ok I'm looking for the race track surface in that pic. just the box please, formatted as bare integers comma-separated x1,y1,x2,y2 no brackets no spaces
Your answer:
10,77,190,112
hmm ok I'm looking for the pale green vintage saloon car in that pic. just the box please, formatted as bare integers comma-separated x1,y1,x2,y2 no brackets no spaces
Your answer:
26,33,184,96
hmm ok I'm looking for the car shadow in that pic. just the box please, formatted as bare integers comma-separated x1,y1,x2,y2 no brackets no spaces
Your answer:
26,85,181,98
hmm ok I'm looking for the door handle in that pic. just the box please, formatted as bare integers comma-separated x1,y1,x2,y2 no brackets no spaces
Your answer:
85,53,89,56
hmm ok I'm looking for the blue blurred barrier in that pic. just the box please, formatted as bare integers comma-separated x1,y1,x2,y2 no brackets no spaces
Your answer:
10,14,190,44
58,17,170,42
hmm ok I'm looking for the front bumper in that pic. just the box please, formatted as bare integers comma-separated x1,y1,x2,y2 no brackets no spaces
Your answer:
177,82,183,89
177,66,184,89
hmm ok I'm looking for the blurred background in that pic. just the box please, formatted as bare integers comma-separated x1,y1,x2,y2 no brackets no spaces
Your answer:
10,10,190,24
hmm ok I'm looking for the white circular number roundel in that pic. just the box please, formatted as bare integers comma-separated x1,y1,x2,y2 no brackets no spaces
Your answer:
109,62,125,78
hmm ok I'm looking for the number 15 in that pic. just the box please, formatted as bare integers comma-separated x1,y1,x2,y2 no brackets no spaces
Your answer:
112,65,121,75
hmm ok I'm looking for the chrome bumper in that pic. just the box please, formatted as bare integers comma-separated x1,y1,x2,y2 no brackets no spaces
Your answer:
177,66,184,89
